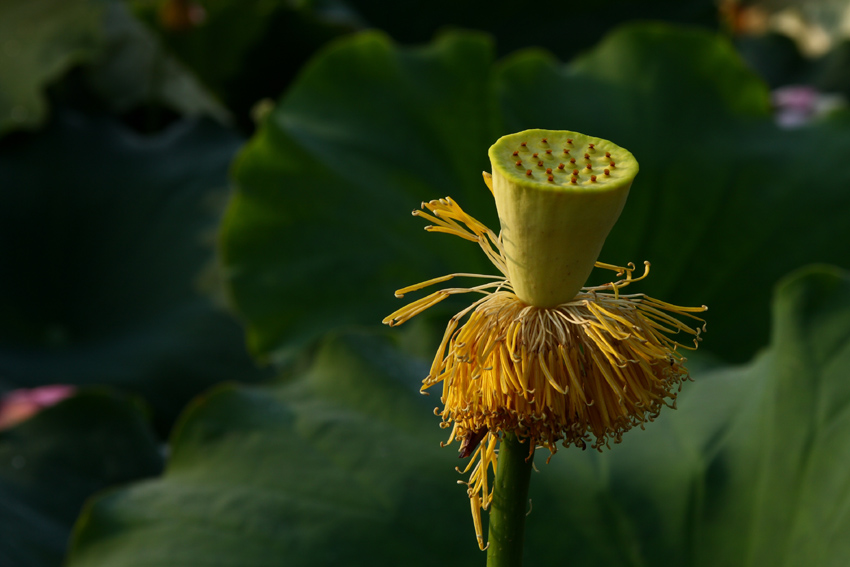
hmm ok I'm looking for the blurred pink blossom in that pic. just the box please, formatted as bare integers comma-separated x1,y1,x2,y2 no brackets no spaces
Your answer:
0,385,76,430
773,85,846,128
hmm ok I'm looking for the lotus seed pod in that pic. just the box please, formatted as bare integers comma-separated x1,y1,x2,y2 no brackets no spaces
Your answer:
488,128,638,307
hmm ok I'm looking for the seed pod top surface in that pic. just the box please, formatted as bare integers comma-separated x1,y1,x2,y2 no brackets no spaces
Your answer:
489,129,638,191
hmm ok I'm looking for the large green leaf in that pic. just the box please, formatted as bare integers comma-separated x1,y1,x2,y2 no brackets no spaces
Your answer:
0,0,103,135
495,23,850,361
65,265,850,566
221,23,850,363
1,389,162,567
68,331,483,566
0,109,265,427
221,31,501,361
519,264,850,566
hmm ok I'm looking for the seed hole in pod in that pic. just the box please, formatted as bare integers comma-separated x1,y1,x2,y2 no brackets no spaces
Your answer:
546,149,552,154
604,168,610,176
516,160,522,166
526,169,532,176
586,164,592,170
570,158,576,164
548,175,554,182
541,138,548,143
533,153,538,158
605,152,611,158
512,151,519,156
572,169,579,175
546,168,552,174
537,161,543,167
521,142,527,147
591,175,597,182
558,163,565,169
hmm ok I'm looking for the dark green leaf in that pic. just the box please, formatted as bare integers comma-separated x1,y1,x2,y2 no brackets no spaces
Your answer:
221,31,501,361
0,109,265,427
130,0,359,131
65,266,850,566
496,23,850,361
524,265,850,567
68,331,483,566
1,389,162,567
343,0,718,60
0,0,103,135
735,32,809,88
84,2,230,125
221,23,850,363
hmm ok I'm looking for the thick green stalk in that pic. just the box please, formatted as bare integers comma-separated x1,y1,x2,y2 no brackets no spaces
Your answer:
486,433,534,567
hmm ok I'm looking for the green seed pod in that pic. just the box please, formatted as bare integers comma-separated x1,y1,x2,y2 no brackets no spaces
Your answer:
487,128,638,307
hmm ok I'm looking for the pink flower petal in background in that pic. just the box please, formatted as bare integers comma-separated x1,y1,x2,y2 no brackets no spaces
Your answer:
773,85,847,129
0,385,76,430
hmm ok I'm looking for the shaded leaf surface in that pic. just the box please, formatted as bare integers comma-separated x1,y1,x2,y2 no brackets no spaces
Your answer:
0,390,162,567
221,23,850,363
68,331,483,566
221,31,501,361
0,109,265,427
526,265,850,567
84,2,230,126
66,266,850,566
496,23,850,360
0,0,103,135
131,0,359,132
344,0,718,60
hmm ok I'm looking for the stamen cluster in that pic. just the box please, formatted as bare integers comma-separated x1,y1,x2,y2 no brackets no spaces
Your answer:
384,194,706,550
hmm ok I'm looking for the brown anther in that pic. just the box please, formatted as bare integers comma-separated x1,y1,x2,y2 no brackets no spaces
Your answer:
512,151,519,156
584,153,590,160
541,138,548,143
605,152,611,158
548,175,554,182
570,158,576,164
558,163,565,169
570,176,577,184
546,168,552,174
546,149,552,154
586,164,592,170
572,169,579,175
604,168,610,175
537,161,543,166
459,428,488,458
515,160,522,166
588,143,595,149
526,169,532,176
520,142,527,147
533,153,538,158
591,175,597,182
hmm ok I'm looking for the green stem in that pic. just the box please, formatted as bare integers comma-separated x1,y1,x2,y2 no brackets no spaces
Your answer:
486,433,534,567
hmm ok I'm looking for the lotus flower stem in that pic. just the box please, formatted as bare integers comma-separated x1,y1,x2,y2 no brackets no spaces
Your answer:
486,433,534,567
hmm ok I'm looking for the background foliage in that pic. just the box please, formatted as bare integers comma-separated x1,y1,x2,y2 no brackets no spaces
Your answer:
2,1,849,566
